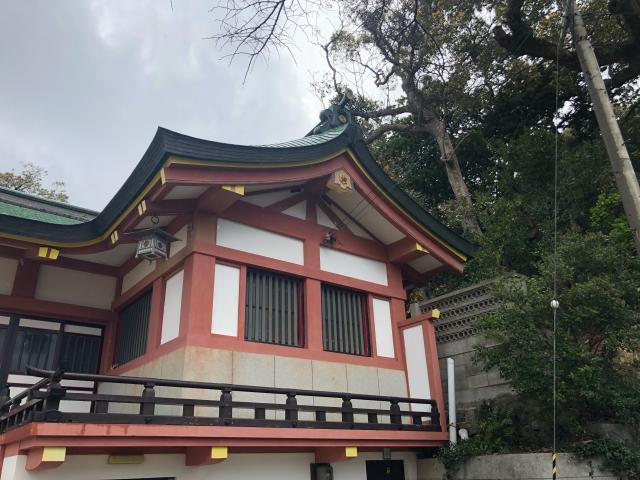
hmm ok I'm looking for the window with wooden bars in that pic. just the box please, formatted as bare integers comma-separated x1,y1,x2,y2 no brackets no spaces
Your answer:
115,291,152,366
321,284,371,356
244,268,304,347
0,316,103,375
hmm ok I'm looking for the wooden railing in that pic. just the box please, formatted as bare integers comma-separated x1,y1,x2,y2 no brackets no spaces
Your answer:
0,367,440,433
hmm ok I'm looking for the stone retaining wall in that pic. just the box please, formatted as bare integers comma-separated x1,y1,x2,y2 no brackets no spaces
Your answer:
418,453,615,480
415,281,509,422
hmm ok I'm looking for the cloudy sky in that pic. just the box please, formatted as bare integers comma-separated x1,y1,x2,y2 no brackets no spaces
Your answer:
0,1,328,210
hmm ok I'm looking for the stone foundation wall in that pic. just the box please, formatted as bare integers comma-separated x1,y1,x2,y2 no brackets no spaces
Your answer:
97,346,408,419
416,281,509,422
418,453,615,480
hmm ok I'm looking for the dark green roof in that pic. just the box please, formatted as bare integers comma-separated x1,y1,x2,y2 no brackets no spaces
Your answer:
0,202,83,225
259,125,347,148
0,186,96,226
0,125,476,258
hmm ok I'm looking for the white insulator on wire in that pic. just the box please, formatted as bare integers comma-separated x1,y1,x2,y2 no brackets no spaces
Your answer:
550,299,560,309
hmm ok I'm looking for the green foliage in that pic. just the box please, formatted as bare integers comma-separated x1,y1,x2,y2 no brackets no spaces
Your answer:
475,232,640,445
316,0,640,466
436,440,485,477
0,162,69,203
435,401,547,475
573,439,640,480
590,192,633,243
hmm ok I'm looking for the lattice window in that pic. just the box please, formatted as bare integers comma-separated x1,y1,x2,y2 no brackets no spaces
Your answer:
115,291,152,366
321,284,370,356
245,268,304,347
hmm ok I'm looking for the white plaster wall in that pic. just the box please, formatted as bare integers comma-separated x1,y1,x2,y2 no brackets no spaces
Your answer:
282,200,306,219
372,298,395,358
161,270,184,344
216,218,304,265
241,190,294,207
319,247,388,286
35,265,116,309
2,451,419,480
327,190,405,245
328,204,375,240
0,257,18,295
170,225,189,258
403,325,431,412
316,205,337,228
121,260,156,294
211,264,240,336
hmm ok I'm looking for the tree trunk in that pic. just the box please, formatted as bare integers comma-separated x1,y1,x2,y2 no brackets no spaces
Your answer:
570,0,640,254
424,115,483,237
401,77,483,237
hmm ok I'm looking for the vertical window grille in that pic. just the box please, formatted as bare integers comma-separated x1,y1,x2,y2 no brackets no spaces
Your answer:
0,316,103,377
59,333,102,373
10,329,59,371
0,324,7,368
115,291,151,366
245,268,304,347
321,284,370,356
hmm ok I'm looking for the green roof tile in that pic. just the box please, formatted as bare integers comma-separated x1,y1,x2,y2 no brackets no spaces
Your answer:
0,201,84,225
259,125,348,148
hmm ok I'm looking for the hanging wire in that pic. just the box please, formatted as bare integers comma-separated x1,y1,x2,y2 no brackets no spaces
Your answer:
551,1,570,478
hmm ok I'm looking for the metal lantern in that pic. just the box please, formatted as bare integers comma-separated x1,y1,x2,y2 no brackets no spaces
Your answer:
128,227,179,261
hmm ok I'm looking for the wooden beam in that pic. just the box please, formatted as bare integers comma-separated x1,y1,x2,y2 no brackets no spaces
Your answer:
0,244,23,259
316,203,342,230
24,246,59,262
0,294,114,323
266,193,307,214
11,259,40,297
22,250,119,277
245,185,298,197
320,194,379,242
401,264,427,288
387,238,430,264
25,447,66,471
53,256,120,277
185,446,228,466
148,199,196,216
305,176,331,195
197,186,244,214
315,446,358,463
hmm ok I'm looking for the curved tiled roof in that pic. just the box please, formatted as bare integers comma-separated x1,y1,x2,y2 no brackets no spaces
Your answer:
0,124,477,257
0,186,96,225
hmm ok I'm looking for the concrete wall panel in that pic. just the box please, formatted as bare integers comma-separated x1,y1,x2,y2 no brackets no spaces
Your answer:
35,265,116,309
0,257,18,294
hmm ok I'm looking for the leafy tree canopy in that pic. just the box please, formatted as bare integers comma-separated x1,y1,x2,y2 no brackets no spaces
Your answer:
0,162,69,203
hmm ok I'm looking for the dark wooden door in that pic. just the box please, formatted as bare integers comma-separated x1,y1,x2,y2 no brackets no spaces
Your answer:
365,460,405,480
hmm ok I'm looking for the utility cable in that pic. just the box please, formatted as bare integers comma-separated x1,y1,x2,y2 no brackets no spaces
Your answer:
550,2,569,478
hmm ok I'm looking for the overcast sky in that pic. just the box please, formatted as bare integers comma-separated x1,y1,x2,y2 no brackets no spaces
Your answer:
0,1,328,210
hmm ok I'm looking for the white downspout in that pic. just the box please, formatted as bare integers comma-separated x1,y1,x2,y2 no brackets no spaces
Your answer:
447,357,457,444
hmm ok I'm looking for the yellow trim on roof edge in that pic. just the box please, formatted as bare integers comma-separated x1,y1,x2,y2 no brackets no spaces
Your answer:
0,150,466,261
167,152,466,260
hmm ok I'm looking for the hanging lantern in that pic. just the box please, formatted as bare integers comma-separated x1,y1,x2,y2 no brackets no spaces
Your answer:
128,227,178,261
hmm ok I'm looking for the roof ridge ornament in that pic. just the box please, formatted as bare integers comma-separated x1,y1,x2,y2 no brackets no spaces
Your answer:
310,94,355,135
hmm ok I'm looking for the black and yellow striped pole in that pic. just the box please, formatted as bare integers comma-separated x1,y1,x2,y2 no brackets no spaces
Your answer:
552,451,557,479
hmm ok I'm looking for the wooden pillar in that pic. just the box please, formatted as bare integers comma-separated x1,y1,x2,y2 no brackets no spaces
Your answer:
146,277,165,353
306,279,323,352
180,253,215,339
11,259,40,298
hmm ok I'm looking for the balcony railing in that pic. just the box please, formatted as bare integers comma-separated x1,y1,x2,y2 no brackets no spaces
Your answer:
0,367,441,433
